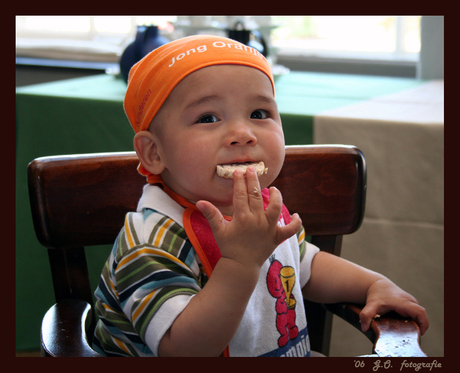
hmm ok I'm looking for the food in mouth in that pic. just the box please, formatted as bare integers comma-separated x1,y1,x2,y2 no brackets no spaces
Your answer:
216,161,268,179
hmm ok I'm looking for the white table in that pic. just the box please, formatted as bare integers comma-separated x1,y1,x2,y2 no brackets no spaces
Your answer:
314,81,444,356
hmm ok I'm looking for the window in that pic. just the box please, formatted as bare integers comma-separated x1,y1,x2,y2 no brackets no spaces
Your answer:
270,16,421,61
16,16,176,63
16,16,422,75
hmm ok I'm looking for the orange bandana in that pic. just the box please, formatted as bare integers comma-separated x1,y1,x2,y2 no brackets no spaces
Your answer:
124,34,274,134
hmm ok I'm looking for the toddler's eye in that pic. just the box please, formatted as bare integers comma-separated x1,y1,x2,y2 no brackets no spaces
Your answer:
197,114,219,123
250,110,268,119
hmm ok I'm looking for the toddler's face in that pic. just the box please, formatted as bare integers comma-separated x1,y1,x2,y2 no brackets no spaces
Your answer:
151,65,285,216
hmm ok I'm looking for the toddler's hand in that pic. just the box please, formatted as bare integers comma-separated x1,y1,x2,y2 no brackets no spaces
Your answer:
196,167,302,270
359,278,429,336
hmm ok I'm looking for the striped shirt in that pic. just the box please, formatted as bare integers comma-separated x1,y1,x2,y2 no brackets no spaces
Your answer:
93,185,318,357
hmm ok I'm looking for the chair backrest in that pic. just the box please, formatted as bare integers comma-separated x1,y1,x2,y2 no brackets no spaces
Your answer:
28,145,366,354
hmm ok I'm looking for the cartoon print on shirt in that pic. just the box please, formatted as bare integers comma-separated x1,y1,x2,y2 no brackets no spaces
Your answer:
266,255,299,347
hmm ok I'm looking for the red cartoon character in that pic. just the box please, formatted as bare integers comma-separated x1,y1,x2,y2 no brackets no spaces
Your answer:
266,256,299,347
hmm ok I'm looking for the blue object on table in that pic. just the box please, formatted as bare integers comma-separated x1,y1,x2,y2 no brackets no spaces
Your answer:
119,25,169,83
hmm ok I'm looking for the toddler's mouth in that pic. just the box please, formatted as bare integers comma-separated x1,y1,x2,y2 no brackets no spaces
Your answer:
216,161,268,179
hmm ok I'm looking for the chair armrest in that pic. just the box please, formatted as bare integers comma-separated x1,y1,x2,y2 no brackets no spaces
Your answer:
325,303,427,357
41,299,102,357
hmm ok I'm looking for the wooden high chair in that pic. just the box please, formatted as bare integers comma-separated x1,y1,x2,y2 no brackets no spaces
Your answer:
27,145,426,357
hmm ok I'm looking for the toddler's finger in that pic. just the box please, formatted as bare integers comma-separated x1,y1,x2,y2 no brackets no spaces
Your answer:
196,200,225,233
359,303,380,333
232,169,251,214
265,186,283,225
245,167,263,210
393,302,430,336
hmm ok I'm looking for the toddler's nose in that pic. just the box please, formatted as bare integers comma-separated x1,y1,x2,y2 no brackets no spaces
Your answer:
228,122,257,146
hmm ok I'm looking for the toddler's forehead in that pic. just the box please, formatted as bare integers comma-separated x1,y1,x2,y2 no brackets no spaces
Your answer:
159,64,272,113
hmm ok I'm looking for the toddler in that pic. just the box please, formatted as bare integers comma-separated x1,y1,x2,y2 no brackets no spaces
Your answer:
93,35,428,357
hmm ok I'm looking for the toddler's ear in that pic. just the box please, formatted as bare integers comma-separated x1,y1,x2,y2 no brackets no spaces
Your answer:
133,131,165,175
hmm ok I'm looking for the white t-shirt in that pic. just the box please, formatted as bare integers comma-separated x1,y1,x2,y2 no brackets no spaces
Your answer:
139,185,320,357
